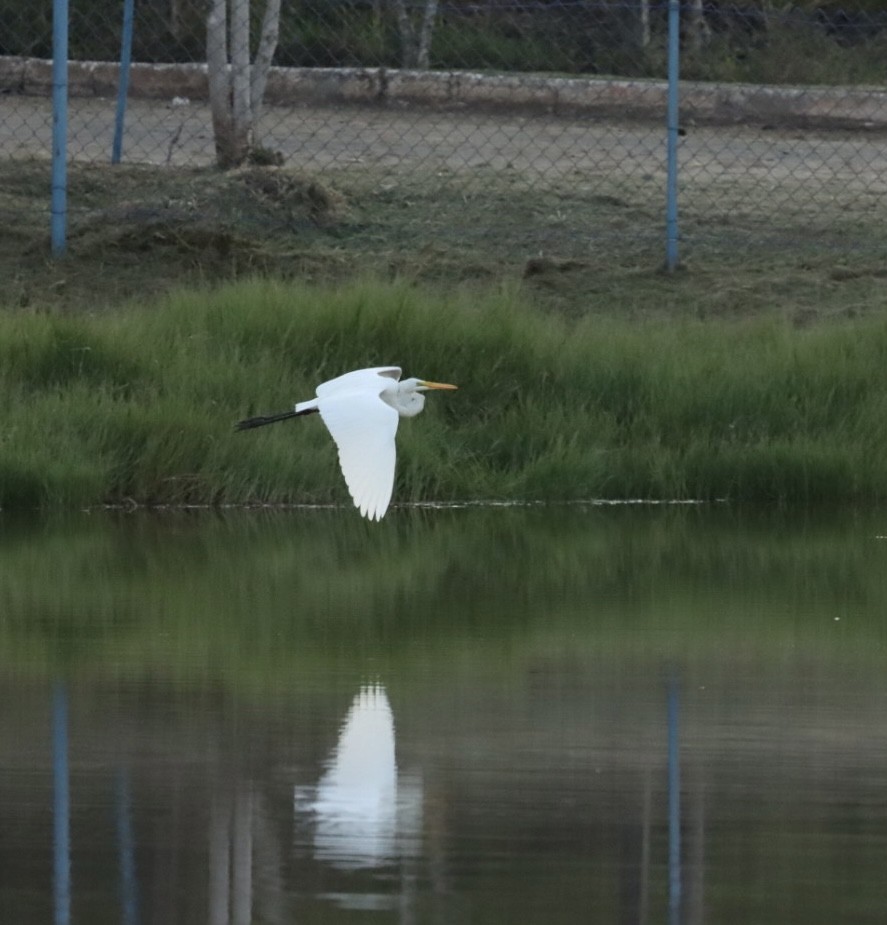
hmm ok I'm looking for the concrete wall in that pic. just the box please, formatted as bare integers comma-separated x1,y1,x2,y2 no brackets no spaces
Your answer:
2,55,886,130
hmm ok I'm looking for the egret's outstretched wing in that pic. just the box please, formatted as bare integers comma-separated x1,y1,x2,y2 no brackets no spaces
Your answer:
316,367,401,400
318,389,399,521
296,369,402,416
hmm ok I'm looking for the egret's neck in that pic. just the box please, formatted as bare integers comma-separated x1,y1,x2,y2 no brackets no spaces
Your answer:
386,384,426,418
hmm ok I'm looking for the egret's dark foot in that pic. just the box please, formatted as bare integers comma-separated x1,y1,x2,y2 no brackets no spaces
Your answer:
234,408,317,430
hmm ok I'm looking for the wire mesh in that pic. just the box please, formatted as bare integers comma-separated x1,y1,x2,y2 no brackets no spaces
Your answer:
2,0,887,265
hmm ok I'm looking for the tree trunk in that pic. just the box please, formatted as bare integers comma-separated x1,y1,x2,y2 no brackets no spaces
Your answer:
206,0,283,168
688,0,710,53
415,0,439,69
206,0,237,167
638,0,650,50
251,0,282,129
392,0,438,69
169,0,183,41
230,0,252,164
392,0,416,67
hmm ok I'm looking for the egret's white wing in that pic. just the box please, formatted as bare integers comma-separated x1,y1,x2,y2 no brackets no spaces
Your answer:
318,389,399,520
316,367,401,400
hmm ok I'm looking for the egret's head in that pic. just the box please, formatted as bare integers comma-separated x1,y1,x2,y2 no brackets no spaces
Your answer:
392,378,458,418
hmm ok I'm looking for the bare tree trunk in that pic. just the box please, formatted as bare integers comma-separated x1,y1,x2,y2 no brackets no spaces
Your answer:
392,0,416,66
251,0,282,128
688,0,711,53
415,0,439,69
230,0,252,164
392,0,438,69
638,0,650,50
206,0,237,167
206,0,282,168
169,0,183,41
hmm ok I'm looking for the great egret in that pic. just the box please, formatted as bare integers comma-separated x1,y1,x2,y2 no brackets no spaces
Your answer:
235,366,457,520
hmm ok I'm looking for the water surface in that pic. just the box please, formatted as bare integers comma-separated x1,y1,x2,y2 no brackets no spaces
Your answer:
2,505,887,924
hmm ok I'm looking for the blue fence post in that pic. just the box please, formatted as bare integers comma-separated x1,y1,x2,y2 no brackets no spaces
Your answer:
51,0,69,257
112,0,136,164
665,0,681,271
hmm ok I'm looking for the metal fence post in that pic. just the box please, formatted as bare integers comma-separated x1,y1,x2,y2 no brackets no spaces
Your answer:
51,0,69,257
665,0,681,271
112,0,136,164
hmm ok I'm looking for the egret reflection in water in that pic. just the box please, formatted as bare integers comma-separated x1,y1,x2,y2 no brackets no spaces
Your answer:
295,684,423,870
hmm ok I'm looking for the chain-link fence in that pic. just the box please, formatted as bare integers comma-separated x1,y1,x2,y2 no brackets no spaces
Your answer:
2,0,887,270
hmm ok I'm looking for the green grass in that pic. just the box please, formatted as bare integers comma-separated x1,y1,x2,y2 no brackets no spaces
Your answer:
2,276,887,509
682,21,887,86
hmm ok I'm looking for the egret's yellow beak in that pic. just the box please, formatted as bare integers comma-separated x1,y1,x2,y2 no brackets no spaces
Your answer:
419,380,458,390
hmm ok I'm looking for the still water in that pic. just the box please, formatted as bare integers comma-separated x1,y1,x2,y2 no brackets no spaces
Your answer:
1,505,887,924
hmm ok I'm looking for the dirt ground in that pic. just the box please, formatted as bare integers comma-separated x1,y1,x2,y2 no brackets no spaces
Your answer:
2,91,887,313
3,94,887,222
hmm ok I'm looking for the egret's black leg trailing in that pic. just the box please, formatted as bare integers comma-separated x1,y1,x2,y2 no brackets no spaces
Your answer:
234,407,318,431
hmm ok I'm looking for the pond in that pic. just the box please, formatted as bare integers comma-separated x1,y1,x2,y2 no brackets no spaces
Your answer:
1,504,887,924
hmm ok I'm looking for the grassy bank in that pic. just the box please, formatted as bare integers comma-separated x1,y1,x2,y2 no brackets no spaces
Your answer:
2,276,887,509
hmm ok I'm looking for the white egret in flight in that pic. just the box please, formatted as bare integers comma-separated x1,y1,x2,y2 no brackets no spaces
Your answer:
235,366,457,521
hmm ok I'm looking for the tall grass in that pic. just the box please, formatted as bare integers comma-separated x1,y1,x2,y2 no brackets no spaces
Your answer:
2,277,887,509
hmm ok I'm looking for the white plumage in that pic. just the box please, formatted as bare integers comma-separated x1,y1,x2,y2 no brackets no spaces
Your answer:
236,366,457,520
